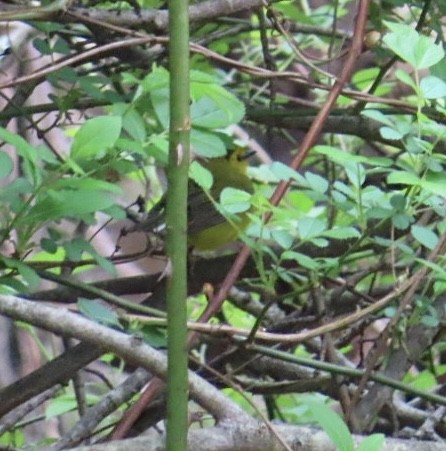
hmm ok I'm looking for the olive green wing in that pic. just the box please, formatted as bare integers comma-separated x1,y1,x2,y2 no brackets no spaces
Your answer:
186,180,227,235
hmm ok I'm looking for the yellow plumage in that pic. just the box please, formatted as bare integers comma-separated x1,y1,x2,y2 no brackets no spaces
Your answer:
129,147,254,251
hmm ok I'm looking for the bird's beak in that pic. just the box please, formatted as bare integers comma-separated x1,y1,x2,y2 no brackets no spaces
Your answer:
238,150,256,161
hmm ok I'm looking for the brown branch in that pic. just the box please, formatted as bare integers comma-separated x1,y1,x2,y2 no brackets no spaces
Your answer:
0,342,103,418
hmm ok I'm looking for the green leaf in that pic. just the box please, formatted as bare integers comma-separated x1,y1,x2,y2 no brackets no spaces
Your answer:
137,325,167,348
404,369,437,390
383,22,445,69
1,257,41,291
150,86,169,128
40,237,59,254
189,161,213,190
352,68,380,90
392,212,413,230
122,108,147,142
420,76,446,99
360,109,393,126
191,129,226,157
305,171,329,193
357,433,385,451
0,127,42,185
0,151,13,178
395,69,416,90
271,230,294,249
27,189,119,222
269,162,302,182
310,238,329,248
144,67,244,130
71,116,122,161
63,238,116,275
379,126,404,140
421,172,446,197
222,301,256,328
297,217,326,239
314,145,392,167
411,225,438,250
386,170,420,186
345,163,366,188
33,37,52,55
78,298,122,329
52,37,71,55
304,399,354,451
421,309,439,327
281,251,319,269
321,227,360,240
220,187,251,214
190,70,245,124
191,97,232,128
390,194,406,211
45,393,77,419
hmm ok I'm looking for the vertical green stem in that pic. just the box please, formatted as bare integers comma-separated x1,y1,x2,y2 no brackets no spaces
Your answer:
166,0,190,449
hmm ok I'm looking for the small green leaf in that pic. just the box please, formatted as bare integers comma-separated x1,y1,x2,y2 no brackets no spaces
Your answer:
222,301,256,328
281,251,319,269
189,161,213,190
379,126,404,140
357,433,385,451
78,298,122,329
123,108,147,142
0,127,41,184
27,189,119,222
190,129,226,158
352,68,380,90
421,172,446,197
392,212,413,230
220,187,251,214
387,170,420,186
345,163,366,188
191,97,231,128
40,238,58,254
1,257,41,291
150,86,169,128
405,369,437,390
420,76,446,99
395,69,416,90
269,162,302,182
137,325,167,348
45,393,77,419
271,230,294,249
297,217,326,239
33,37,52,55
321,227,360,240
390,194,407,211
361,109,393,126
0,151,13,178
304,399,354,451
411,225,438,250
305,171,329,193
190,70,245,124
314,145,392,167
310,237,329,247
71,116,122,161
383,22,445,69
421,310,439,328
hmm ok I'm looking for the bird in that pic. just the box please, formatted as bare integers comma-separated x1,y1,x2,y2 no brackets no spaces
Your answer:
127,147,254,251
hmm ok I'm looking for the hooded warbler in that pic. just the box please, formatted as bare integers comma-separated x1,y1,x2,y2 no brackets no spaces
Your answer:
129,147,254,251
